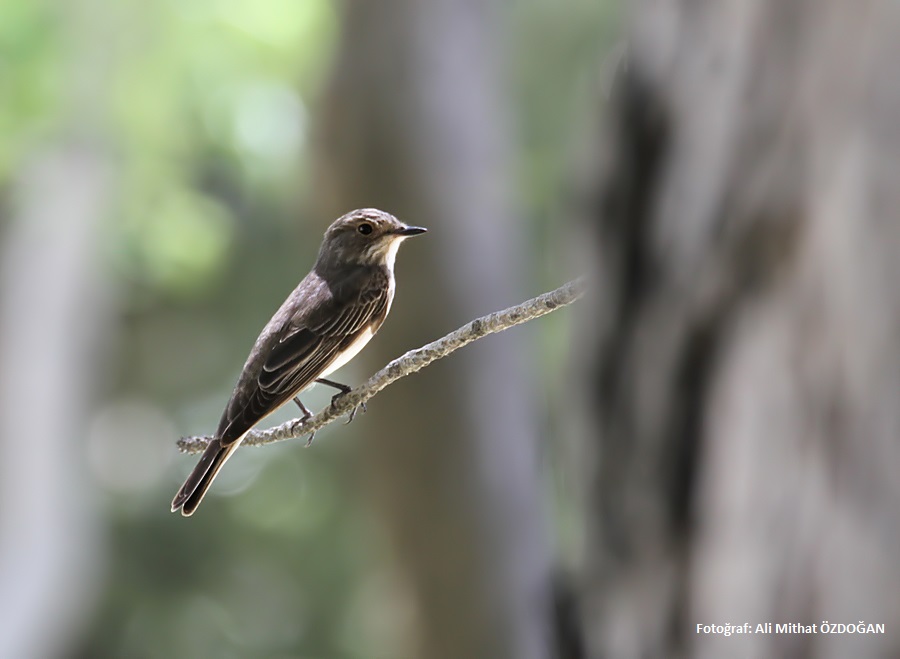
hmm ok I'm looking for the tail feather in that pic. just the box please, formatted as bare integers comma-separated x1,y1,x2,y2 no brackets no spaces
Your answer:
171,438,242,516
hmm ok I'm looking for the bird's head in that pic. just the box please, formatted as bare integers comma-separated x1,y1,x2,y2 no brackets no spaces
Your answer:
316,208,427,272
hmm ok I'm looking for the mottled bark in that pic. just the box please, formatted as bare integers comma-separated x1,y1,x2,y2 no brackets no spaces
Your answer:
581,1,900,658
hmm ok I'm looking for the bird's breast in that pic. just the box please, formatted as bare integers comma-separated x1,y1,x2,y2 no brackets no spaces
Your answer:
320,325,376,377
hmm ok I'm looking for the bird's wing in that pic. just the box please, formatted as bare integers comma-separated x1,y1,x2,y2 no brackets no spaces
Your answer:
217,281,389,445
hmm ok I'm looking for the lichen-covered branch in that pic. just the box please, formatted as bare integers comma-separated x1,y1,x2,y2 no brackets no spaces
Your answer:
177,277,585,454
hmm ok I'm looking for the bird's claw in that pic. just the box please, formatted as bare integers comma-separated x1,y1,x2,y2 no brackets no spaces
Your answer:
330,392,367,424
345,405,359,425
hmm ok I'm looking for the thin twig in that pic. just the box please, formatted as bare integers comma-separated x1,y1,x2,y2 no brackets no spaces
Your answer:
177,277,585,454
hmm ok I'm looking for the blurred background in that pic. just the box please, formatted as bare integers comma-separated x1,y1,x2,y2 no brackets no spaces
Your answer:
6,0,900,658
0,1,613,658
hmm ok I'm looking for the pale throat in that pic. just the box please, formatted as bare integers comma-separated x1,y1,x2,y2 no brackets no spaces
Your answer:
383,236,405,273
382,237,402,306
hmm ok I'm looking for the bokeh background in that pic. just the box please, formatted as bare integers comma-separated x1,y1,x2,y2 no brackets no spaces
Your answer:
0,1,614,658
7,1,900,658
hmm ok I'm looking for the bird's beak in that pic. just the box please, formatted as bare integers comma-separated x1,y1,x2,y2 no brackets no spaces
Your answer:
396,225,427,237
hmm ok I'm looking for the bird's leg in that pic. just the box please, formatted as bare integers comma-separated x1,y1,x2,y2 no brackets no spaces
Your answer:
293,396,313,420
315,377,351,395
315,377,367,422
293,397,317,445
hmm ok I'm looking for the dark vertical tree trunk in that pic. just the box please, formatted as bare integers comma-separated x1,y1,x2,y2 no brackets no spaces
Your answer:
581,1,900,657
313,1,553,658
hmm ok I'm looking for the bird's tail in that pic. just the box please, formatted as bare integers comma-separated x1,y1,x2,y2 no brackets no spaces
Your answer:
171,438,242,516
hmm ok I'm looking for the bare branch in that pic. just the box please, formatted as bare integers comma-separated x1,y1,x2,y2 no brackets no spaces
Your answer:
177,277,585,454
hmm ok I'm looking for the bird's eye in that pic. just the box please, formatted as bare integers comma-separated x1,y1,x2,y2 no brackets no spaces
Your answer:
358,223,374,235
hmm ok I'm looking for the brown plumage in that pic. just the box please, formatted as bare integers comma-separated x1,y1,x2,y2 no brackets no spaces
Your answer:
171,209,426,516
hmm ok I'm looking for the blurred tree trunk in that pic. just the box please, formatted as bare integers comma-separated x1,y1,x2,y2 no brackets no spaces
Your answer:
581,1,900,657
0,1,114,655
0,146,110,658
313,1,553,659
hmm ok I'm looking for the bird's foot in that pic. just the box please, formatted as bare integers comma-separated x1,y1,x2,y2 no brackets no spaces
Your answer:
294,397,318,446
329,391,367,424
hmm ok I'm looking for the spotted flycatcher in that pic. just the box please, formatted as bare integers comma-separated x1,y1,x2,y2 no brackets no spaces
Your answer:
172,208,426,516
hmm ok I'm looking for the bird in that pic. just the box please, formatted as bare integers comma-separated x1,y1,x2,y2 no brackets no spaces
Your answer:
171,208,426,516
